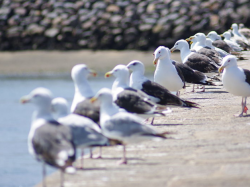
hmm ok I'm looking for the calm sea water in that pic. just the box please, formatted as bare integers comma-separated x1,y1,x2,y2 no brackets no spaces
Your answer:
0,76,113,187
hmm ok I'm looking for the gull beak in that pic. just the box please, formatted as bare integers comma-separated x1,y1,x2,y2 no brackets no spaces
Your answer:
20,95,30,104
90,97,97,103
153,57,159,65
104,71,113,78
230,27,233,30
218,66,224,73
219,34,223,37
186,36,194,42
89,69,97,77
170,47,176,53
190,41,193,44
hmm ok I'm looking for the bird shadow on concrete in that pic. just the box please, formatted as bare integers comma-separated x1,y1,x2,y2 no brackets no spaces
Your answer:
203,90,228,94
186,97,211,100
96,157,145,161
242,114,250,117
204,87,221,89
152,123,184,126
129,162,159,166
76,167,108,171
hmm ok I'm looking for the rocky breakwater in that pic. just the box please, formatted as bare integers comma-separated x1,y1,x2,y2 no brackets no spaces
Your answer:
0,0,250,50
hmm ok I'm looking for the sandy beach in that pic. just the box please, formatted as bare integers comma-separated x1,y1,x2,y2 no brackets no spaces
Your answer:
2,50,250,187
0,50,182,76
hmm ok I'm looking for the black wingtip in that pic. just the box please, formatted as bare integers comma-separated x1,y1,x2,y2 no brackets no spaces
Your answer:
183,100,200,108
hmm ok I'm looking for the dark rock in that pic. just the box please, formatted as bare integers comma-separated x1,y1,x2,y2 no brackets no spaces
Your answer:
26,23,45,34
14,7,26,15
0,0,250,50
45,28,59,37
0,7,11,15
106,5,120,12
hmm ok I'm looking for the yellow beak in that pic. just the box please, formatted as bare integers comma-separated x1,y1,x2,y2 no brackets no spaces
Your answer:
218,66,224,73
153,57,159,65
190,41,193,44
230,27,233,30
104,71,113,78
20,95,30,104
89,69,97,77
219,34,223,37
90,97,97,103
186,36,194,42
170,47,175,53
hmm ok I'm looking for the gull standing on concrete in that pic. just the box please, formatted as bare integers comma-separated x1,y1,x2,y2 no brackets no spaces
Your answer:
52,97,114,164
170,40,219,73
71,64,100,123
127,60,202,101
231,23,249,45
186,33,222,65
90,88,170,164
219,55,250,117
153,46,185,96
20,88,76,187
221,31,243,52
105,64,168,123
207,31,232,53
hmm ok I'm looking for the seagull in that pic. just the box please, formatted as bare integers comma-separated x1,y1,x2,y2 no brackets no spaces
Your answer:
20,88,76,187
239,23,250,39
153,46,185,95
205,38,229,58
186,33,222,65
170,39,219,73
230,24,250,50
219,55,250,117
51,97,108,162
90,88,170,164
171,60,216,92
207,31,232,53
221,31,243,52
231,23,249,45
71,64,100,123
104,64,169,123
127,60,200,104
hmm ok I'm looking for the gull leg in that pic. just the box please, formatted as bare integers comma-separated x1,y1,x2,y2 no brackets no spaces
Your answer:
118,145,127,165
201,85,205,92
60,170,64,187
243,97,248,114
150,117,155,125
78,149,84,169
89,148,93,159
94,147,103,159
237,97,245,117
192,84,195,92
42,163,46,187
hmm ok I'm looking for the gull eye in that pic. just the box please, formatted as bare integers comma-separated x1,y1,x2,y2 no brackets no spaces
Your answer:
228,60,230,62
153,53,155,56
33,94,39,98
159,51,161,54
133,63,136,66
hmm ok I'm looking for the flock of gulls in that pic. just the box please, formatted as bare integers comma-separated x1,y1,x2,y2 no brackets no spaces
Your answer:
20,23,250,187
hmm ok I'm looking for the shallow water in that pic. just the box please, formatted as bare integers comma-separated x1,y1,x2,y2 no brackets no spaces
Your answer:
0,76,113,187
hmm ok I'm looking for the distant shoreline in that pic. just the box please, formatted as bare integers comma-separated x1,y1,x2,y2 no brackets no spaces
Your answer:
0,50,181,76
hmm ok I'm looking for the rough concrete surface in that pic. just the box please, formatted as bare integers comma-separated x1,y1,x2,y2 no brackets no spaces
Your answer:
28,51,250,187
